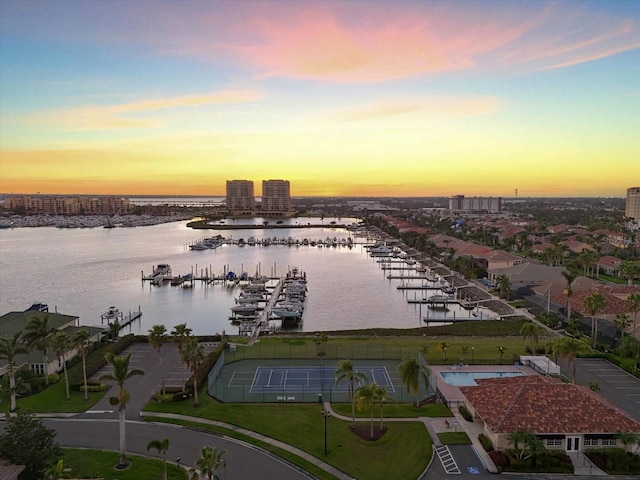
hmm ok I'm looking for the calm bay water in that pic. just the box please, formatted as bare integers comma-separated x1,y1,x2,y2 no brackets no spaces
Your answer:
0,220,450,335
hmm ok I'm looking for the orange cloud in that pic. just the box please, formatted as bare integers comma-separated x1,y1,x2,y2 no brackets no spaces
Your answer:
22,90,265,131
315,96,503,124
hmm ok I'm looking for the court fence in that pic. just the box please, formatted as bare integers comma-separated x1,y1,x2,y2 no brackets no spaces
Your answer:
224,342,420,363
208,355,435,403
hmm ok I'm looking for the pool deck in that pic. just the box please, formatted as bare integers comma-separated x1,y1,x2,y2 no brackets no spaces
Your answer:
431,363,539,406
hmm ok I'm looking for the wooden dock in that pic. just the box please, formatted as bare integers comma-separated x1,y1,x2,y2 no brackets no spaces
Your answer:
387,275,434,280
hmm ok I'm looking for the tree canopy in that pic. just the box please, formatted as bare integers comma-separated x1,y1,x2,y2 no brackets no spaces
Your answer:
0,411,61,480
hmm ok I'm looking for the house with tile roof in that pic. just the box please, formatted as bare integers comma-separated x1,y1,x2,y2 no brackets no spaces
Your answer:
459,375,640,453
0,309,104,378
597,256,623,277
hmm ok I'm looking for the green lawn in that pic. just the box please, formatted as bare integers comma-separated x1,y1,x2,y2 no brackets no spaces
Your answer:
438,432,471,444
3,380,104,413
331,402,451,418
61,448,187,480
144,395,432,480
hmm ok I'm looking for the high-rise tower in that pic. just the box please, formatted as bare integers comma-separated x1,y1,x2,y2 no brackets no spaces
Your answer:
226,180,255,213
261,179,291,213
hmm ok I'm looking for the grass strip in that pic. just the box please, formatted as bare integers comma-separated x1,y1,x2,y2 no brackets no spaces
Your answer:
144,399,432,480
438,431,472,445
145,416,335,480
61,447,186,480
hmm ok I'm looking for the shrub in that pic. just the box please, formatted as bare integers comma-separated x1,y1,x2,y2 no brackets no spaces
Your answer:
478,433,494,452
172,391,192,402
458,404,473,422
48,373,60,384
79,383,106,393
489,450,509,468
68,334,137,388
151,392,175,404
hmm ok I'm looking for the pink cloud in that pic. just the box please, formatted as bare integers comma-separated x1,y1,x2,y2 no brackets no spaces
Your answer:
164,2,638,82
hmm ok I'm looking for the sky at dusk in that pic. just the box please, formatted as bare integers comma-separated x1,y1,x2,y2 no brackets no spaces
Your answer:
0,0,638,197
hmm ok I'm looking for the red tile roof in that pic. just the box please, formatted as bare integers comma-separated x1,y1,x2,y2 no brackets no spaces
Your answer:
460,376,640,434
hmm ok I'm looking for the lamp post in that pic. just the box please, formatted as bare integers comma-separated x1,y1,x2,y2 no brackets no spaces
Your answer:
472,346,475,365
176,457,181,471
321,407,330,455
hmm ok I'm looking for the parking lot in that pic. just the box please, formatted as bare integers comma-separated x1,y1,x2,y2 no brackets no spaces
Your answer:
87,341,217,418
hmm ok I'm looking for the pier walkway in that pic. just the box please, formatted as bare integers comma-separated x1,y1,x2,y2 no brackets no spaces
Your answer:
249,279,284,343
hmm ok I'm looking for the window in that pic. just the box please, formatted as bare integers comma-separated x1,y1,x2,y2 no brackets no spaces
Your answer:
602,438,617,446
546,439,563,446
584,438,598,446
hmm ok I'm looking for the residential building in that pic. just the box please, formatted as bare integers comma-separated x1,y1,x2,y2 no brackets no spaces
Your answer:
626,187,640,221
225,180,255,214
0,307,103,377
261,179,291,213
449,195,502,213
5,195,132,215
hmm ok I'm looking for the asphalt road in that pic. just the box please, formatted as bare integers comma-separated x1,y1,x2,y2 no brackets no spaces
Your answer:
1,419,313,480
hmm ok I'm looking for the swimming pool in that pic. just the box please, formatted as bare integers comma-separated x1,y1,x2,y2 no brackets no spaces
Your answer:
439,371,525,386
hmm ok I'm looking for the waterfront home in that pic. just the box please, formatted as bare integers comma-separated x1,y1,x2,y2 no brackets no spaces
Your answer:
459,375,640,453
0,309,103,378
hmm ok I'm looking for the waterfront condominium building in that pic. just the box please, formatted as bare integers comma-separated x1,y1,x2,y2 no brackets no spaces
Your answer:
626,187,640,221
261,179,291,213
226,180,255,213
449,195,502,213
5,195,132,215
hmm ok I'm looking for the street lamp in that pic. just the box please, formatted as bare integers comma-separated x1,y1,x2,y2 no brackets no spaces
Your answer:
321,408,330,455
472,346,475,365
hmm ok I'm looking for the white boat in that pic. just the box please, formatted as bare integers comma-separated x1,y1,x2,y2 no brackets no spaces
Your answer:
101,306,121,322
150,264,172,285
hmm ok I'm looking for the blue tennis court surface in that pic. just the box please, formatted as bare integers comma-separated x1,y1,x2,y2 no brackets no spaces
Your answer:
250,366,394,393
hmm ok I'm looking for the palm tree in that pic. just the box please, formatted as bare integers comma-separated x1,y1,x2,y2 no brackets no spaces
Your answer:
149,325,167,394
72,329,91,400
0,331,28,411
561,271,577,324
584,292,606,348
495,274,511,300
189,446,227,480
552,337,588,383
615,432,640,455
147,438,170,480
50,331,71,400
171,323,192,358
355,382,376,440
614,313,631,343
334,359,367,426
507,429,532,460
23,315,55,385
497,345,506,364
99,352,145,467
437,341,448,364
182,336,205,406
108,320,120,341
374,383,391,430
398,355,431,406
627,292,640,339
620,260,640,286
520,322,543,354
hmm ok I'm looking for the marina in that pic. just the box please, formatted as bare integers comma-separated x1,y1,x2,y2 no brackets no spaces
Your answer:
0,219,504,335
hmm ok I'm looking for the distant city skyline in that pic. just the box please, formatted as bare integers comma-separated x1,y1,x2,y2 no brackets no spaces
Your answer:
1,0,638,197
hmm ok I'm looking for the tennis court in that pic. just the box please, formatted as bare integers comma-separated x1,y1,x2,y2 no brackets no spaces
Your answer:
209,357,427,403
244,366,394,393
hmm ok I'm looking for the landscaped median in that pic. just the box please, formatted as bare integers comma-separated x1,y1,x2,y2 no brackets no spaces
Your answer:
142,397,433,480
